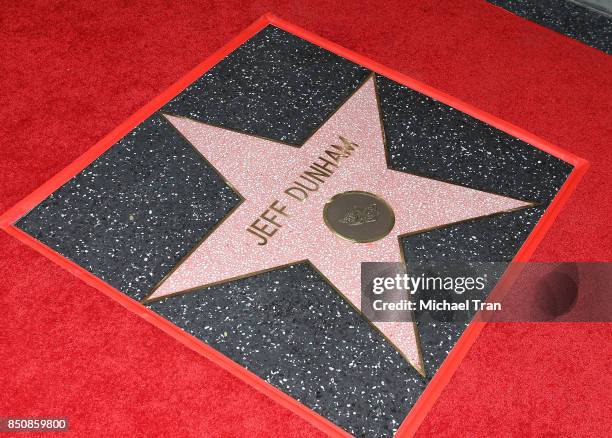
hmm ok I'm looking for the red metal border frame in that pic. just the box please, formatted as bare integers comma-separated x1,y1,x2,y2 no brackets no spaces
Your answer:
0,13,589,438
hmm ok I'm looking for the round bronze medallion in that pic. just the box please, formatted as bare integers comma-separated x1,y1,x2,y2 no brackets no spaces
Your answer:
323,191,395,243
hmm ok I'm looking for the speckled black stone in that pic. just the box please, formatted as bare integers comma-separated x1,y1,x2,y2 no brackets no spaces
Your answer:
148,263,425,438
488,0,612,54
162,25,371,145
17,115,240,301
15,24,576,438
406,260,508,375
377,75,573,203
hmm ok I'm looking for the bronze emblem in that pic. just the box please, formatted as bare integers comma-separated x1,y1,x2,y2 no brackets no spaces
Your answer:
323,191,395,243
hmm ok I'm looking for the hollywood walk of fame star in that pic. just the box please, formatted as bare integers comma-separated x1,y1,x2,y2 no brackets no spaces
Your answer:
143,75,533,375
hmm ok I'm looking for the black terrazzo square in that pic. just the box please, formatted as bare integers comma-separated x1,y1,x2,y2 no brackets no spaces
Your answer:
15,23,575,437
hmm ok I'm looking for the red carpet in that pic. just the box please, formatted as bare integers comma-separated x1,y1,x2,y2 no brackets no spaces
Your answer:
1,1,610,436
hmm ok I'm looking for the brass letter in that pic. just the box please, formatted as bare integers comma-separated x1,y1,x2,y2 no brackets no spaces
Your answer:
269,200,289,217
285,186,308,201
246,226,269,245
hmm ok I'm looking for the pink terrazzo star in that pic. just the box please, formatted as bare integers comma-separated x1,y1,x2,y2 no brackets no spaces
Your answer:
144,76,532,374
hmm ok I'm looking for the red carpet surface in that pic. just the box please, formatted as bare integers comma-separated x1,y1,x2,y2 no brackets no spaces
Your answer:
1,1,610,436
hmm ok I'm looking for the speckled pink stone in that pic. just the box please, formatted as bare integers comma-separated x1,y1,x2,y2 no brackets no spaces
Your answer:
149,78,530,373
